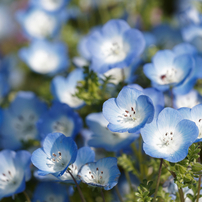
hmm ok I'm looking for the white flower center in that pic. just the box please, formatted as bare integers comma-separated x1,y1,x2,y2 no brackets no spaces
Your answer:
29,50,60,74
101,37,128,64
0,171,21,191
159,68,180,85
24,10,57,38
46,151,67,171
13,112,38,141
157,131,174,147
41,0,63,11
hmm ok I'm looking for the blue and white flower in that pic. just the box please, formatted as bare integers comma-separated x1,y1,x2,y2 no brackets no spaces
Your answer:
0,91,48,150
78,157,120,190
141,108,198,162
86,112,139,152
143,50,193,91
37,102,83,140
31,132,77,177
16,6,64,39
30,0,70,13
87,19,145,73
178,104,202,142
58,147,95,184
51,68,84,109
0,150,31,200
32,182,71,202
103,86,154,133
173,89,202,109
19,40,69,75
172,43,202,95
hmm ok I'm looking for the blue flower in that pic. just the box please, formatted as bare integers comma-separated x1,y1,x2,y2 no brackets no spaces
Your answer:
32,182,71,202
141,107,198,162
51,68,84,109
172,43,202,95
87,19,145,74
58,147,95,184
78,157,120,190
30,0,70,13
127,84,165,117
0,150,31,200
173,89,202,109
31,132,77,177
16,6,64,40
86,112,139,152
19,40,69,75
37,102,83,140
178,104,202,142
143,50,194,91
0,91,48,150
103,86,154,133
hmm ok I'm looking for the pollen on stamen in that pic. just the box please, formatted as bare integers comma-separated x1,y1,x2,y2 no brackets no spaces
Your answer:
91,175,94,179
58,151,61,156
165,133,167,136
96,168,99,171
199,119,201,122
125,110,129,113
2,173,6,176
52,158,55,162
101,171,103,174
89,172,91,174
161,75,166,80
170,132,173,135
8,171,12,176
52,153,56,157
124,115,128,117
131,107,134,111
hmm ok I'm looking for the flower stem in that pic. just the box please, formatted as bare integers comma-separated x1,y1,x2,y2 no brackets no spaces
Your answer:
23,191,31,202
101,188,106,202
178,188,185,202
67,170,86,202
115,185,124,202
197,175,202,202
152,158,163,202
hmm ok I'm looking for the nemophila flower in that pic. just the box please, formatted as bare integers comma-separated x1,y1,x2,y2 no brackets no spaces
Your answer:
172,43,202,95
86,112,139,152
51,68,84,109
143,50,193,91
30,0,70,13
16,6,64,39
128,84,165,117
32,182,71,202
19,40,69,75
173,89,202,108
37,102,83,140
78,157,120,190
0,91,48,150
0,150,31,200
103,86,154,133
141,107,198,162
31,132,77,177
58,147,95,183
178,104,202,142
87,19,145,74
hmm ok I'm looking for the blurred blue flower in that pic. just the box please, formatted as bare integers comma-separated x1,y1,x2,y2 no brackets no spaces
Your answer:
87,19,145,74
172,43,202,95
152,24,183,49
178,104,202,142
86,112,139,152
51,68,85,109
0,91,48,150
143,50,194,91
173,89,202,109
78,157,120,190
16,6,64,39
31,132,77,177
19,40,69,75
141,107,198,162
58,147,95,184
30,0,70,13
37,101,83,140
32,182,71,202
103,86,154,133
0,150,31,200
